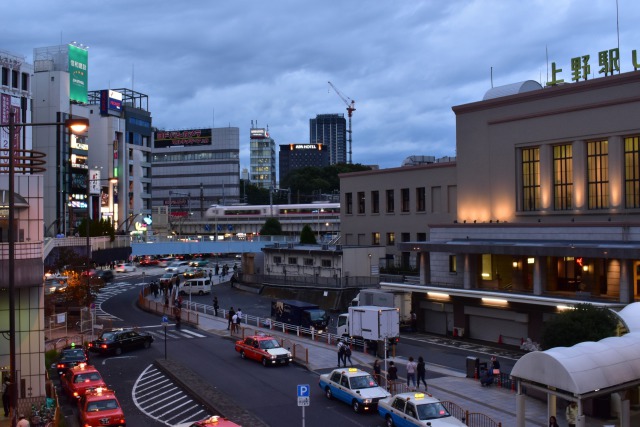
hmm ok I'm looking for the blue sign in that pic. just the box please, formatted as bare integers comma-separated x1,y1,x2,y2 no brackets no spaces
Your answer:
204,224,211,231
217,225,222,231
162,316,168,324
297,384,310,397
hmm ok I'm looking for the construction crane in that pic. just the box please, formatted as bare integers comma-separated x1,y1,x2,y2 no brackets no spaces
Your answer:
328,81,355,164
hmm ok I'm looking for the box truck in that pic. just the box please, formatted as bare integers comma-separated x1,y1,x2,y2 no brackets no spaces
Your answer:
271,299,329,333
351,289,411,327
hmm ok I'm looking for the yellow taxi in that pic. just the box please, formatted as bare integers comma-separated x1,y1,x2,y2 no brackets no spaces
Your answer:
78,386,126,427
60,363,106,399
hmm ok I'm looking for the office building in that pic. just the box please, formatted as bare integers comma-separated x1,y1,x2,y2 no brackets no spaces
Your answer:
249,127,275,189
278,142,329,182
151,127,240,231
310,114,346,165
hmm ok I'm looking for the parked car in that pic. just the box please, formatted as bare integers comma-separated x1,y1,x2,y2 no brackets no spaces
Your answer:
235,335,292,367
378,391,467,426
88,328,153,355
95,270,114,282
54,344,89,376
115,263,136,273
319,367,390,413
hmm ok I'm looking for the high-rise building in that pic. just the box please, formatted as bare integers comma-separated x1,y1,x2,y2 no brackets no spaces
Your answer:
151,127,240,224
278,143,329,182
249,127,275,189
310,114,346,165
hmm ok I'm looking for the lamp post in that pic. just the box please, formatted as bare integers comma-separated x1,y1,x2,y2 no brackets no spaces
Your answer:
3,113,88,426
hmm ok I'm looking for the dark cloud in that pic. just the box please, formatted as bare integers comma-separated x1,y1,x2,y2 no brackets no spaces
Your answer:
4,0,639,169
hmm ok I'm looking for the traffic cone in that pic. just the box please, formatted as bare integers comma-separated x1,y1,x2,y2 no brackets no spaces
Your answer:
498,334,503,344
453,328,458,338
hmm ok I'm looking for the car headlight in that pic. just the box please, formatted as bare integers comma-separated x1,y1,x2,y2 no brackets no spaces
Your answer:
363,398,372,404
270,354,277,359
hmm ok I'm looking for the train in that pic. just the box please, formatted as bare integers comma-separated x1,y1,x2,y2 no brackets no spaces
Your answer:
204,202,339,219
203,202,340,238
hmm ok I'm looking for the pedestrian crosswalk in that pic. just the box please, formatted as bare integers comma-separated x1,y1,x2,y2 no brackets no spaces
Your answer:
94,281,142,321
135,325,208,341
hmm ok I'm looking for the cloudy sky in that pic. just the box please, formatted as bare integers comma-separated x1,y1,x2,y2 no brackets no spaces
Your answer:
4,0,640,170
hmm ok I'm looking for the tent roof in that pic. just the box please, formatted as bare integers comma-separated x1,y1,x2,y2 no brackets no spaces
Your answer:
616,302,640,332
511,332,640,396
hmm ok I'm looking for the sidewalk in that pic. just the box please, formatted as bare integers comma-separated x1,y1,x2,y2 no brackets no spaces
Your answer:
190,307,634,427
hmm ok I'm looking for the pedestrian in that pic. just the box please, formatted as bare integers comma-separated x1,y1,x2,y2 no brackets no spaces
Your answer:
565,402,577,427
231,312,240,334
236,308,243,324
410,310,417,332
344,344,353,366
548,415,559,427
227,307,235,330
215,263,220,276
209,270,213,282
213,296,219,317
406,356,417,389
373,359,382,385
2,376,10,417
490,355,501,377
17,414,29,427
337,340,346,367
387,361,398,392
417,356,428,390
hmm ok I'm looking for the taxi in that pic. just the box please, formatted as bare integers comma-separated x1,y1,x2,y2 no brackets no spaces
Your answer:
174,415,240,427
377,392,467,426
78,386,126,427
318,367,390,413
61,363,107,399
234,334,292,367
54,343,89,375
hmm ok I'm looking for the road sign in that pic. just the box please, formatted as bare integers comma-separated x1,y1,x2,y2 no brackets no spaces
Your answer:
161,315,169,326
297,384,310,407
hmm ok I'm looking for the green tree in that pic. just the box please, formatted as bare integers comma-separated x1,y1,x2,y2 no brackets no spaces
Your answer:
281,163,371,202
260,218,283,235
299,224,317,244
540,303,618,350
78,217,116,242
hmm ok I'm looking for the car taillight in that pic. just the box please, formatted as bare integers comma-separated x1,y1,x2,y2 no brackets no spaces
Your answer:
73,391,79,397
57,363,64,368
100,344,108,349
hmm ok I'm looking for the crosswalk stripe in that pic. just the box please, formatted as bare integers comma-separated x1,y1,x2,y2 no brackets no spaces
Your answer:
179,329,206,338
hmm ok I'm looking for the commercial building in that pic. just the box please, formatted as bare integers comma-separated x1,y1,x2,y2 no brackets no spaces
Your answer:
151,127,240,233
310,114,346,165
278,142,329,182
249,127,275,189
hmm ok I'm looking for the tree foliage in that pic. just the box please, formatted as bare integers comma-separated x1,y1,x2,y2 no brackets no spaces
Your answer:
78,218,116,241
260,218,283,235
299,224,317,244
280,163,371,202
540,303,618,350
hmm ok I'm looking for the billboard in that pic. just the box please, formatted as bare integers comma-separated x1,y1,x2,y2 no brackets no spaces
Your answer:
154,128,212,148
68,44,88,103
99,89,122,116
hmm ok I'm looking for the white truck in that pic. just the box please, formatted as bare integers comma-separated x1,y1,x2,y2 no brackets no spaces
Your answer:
336,306,400,341
351,289,412,329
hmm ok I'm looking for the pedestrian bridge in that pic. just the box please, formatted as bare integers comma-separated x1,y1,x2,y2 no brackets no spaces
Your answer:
130,235,299,257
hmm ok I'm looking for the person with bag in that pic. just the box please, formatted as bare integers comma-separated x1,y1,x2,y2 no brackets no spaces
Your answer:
344,344,353,366
386,361,398,393
337,340,346,367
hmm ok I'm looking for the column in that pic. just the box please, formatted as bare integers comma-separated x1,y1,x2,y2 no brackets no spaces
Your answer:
533,256,545,295
419,252,429,285
619,259,634,304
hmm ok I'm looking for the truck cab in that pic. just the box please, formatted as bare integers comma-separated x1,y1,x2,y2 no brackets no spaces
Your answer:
271,299,329,333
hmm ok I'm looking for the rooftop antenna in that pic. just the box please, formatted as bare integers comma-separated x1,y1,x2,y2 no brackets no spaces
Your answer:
132,64,135,91
545,45,549,85
616,0,620,72
490,67,493,88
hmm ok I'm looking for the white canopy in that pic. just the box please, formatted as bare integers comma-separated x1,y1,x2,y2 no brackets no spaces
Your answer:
511,332,640,396
616,302,640,332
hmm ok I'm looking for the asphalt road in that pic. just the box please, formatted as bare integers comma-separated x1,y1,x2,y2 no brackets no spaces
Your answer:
61,264,521,426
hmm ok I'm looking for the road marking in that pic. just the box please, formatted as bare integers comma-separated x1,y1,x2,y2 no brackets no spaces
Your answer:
101,355,137,365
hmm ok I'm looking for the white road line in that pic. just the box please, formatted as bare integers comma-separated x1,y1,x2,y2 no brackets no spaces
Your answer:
178,329,206,338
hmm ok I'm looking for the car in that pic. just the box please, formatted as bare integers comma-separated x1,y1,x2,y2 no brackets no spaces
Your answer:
166,261,190,273
235,334,292,367
183,267,206,279
178,278,212,296
115,263,136,273
44,276,68,295
77,386,126,427
159,272,179,287
173,416,240,427
319,367,390,413
54,343,90,375
60,363,107,399
95,270,114,282
88,328,153,355
139,258,159,266
377,392,467,426
189,259,209,267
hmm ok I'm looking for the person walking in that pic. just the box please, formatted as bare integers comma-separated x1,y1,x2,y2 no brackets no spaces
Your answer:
417,356,428,390
406,356,417,390
337,340,346,367
213,296,219,317
344,344,353,366
231,311,240,334
236,308,243,324
227,307,235,330
373,359,382,385
565,402,577,427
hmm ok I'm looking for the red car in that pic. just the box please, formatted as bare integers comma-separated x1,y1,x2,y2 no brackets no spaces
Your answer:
235,335,292,367
139,258,159,266
61,363,106,399
78,386,126,427
175,415,240,427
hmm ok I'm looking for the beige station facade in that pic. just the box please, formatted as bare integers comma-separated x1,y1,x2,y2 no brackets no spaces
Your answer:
340,71,640,346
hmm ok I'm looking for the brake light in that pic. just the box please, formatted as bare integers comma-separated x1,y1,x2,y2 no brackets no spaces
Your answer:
100,344,108,349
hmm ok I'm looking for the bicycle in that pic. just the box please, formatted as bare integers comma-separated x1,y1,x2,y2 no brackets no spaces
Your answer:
31,403,54,427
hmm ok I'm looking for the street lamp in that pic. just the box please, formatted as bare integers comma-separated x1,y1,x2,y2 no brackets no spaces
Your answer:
3,112,88,425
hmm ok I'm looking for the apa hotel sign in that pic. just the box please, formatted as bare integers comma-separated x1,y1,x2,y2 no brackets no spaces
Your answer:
547,47,640,86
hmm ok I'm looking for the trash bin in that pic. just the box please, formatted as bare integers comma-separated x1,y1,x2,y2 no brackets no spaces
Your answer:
466,356,479,378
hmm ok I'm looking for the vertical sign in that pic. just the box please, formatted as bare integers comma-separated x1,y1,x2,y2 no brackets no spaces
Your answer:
0,94,10,169
68,44,88,103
